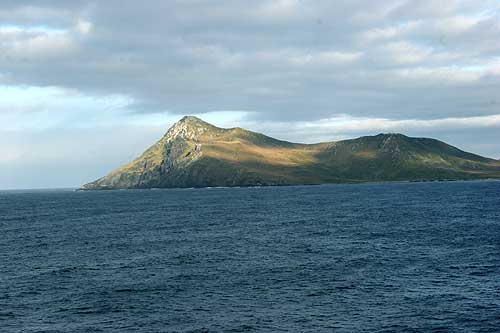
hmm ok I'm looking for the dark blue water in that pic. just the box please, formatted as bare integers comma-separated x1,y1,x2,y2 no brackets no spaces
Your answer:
1,181,499,332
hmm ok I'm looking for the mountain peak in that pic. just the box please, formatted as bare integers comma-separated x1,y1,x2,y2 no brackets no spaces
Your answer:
81,120,500,190
376,133,407,139
165,116,220,141
178,115,206,124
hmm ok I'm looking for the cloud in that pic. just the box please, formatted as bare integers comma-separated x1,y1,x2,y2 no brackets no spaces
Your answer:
2,111,500,189
435,15,480,35
289,51,363,65
76,20,92,35
257,0,304,20
232,113,500,142
1,1,500,188
0,0,498,121
0,24,73,57
361,20,423,42
0,85,134,130
221,112,500,160
310,113,500,134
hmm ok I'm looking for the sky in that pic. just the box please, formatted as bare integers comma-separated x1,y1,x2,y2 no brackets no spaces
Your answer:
1,0,499,189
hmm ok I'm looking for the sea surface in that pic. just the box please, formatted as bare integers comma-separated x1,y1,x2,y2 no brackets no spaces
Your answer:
1,181,499,332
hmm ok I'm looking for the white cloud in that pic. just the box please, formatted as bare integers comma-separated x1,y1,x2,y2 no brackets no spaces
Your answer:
0,85,133,130
1,0,500,188
289,51,363,66
390,59,500,85
392,67,481,84
0,25,74,58
1,1,498,122
361,20,422,42
242,113,500,136
316,114,500,132
227,113,500,152
256,0,304,20
382,41,433,64
434,15,480,35
76,20,92,35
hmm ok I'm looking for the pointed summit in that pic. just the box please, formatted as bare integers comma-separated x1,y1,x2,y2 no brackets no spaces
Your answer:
165,116,222,141
81,118,500,190
177,115,208,125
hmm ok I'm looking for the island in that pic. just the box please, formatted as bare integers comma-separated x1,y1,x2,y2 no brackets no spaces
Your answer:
81,116,500,189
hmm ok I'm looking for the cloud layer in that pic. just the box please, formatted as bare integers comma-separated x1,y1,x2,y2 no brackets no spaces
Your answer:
1,0,499,120
1,1,499,188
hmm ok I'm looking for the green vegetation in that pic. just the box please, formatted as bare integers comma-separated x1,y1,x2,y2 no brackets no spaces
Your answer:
81,116,500,189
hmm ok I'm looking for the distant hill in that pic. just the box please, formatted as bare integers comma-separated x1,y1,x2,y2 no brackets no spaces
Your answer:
81,116,500,189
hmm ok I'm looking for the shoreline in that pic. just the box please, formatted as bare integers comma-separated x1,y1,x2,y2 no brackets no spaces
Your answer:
76,177,500,191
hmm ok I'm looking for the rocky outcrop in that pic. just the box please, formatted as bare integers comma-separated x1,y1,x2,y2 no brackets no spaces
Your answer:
81,116,500,189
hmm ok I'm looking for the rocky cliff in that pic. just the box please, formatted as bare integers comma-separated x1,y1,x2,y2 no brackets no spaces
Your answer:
81,116,500,189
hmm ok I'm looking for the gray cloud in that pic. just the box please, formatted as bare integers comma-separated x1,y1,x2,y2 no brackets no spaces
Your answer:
1,0,499,121
2,113,499,189
2,0,500,189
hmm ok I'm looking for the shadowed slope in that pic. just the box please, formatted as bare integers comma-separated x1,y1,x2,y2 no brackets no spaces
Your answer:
82,116,500,189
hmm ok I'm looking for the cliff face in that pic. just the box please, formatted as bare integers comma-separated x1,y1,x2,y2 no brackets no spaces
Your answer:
81,116,500,189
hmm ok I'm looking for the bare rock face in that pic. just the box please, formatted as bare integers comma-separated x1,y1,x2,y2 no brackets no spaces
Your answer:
162,139,202,174
164,116,211,141
81,117,208,190
81,116,500,190
381,134,401,154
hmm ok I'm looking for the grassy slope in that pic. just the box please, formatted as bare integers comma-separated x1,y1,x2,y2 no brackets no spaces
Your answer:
197,130,500,184
82,117,500,189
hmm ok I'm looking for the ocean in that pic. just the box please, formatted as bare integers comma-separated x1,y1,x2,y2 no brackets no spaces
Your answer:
1,181,499,332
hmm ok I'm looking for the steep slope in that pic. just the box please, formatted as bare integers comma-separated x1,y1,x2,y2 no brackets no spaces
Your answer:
81,116,500,189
